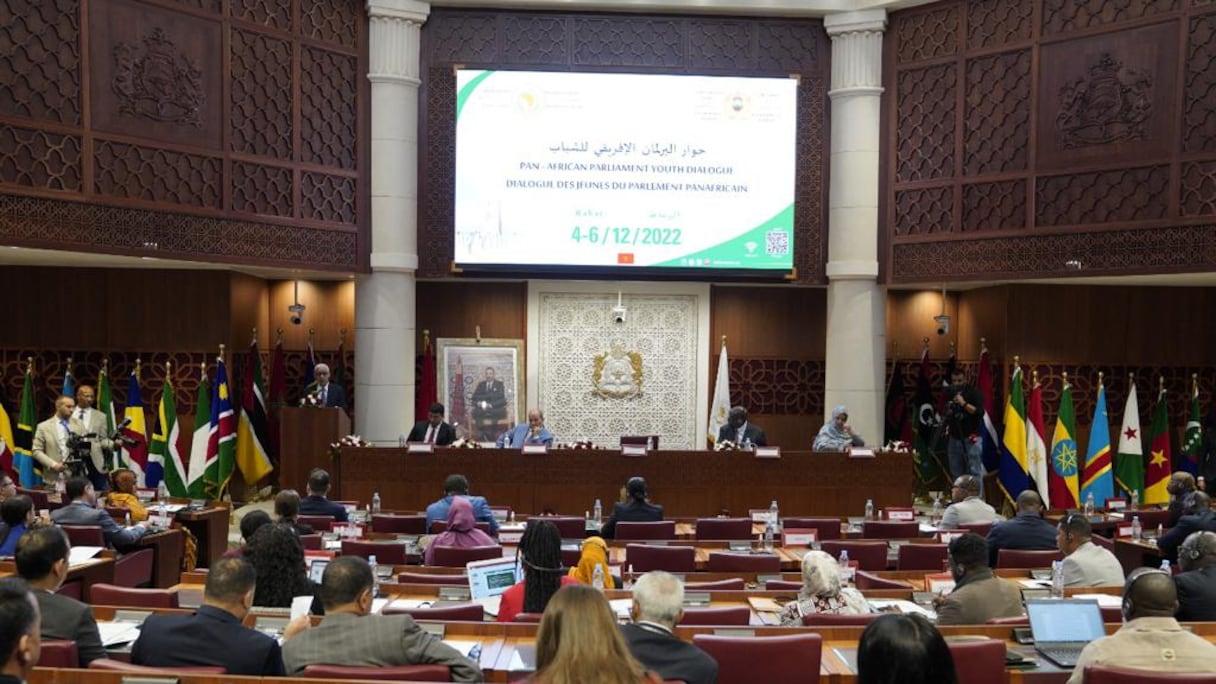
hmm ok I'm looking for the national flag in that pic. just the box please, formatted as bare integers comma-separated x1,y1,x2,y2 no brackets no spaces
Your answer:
235,338,274,484
61,361,74,399
1144,385,1172,505
1180,379,1202,475
302,339,317,395
977,343,1001,473
120,369,149,485
884,359,911,444
913,347,947,485
1026,376,1050,508
451,356,467,436
1049,380,1080,508
0,401,15,481
98,363,116,471
998,365,1028,503
267,336,286,465
334,336,347,387
707,341,731,446
1114,377,1145,501
186,367,211,498
15,367,37,487
1080,380,1114,506
204,358,237,500
147,370,180,491
417,333,436,422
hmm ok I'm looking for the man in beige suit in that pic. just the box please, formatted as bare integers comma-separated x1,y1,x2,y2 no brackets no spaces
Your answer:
31,396,79,484
70,386,113,490
935,533,1024,625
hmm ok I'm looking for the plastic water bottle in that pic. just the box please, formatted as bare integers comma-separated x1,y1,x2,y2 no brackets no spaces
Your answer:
1083,492,1095,517
763,520,774,552
157,481,169,501
1050,560,1064,599
769,500,780,532
502,431,512,448
1129,490,1139,510
623,564,634,590
368,555,380,597
839,549,850,568
1130,515,1142,541
932,496,943,520
593,499,602,525
592,564,606,590
398,433,406,447
124,511,132,528
55,471,66,495
864,499,875,521
1160,559,1171,574
371,491,381,515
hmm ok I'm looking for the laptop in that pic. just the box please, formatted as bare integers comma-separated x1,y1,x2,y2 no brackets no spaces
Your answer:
1026,599,1105,667
466,556,522,617
307,559,329,584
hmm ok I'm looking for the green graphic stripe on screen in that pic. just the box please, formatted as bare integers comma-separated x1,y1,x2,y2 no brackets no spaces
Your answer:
456,70,494,122
656,204,794,270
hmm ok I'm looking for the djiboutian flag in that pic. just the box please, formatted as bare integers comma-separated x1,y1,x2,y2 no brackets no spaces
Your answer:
1049,381,1080,509
1144,387,1172,505
1026,379,1050,508
1114,379,1145,501
706,341,730,446
235,340,274,484
186,368,211,498
146,374,179,490
1080,382,1114,506
120,371,149,485
205,358,236,500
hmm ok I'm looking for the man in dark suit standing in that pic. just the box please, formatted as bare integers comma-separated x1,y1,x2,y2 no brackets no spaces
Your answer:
1175,531,1216,621
716,406,766,447
407,403,457,446
307,363,347,410
15,527,104,666
621,571,718,684
131,556,308,674
601,477,663,540
299,469,349,523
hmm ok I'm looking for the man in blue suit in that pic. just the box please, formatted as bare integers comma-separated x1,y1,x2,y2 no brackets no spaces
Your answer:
424,474,498,535
50,477,150,550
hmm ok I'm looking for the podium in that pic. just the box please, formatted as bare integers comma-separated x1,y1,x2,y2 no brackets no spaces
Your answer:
279,407,350,496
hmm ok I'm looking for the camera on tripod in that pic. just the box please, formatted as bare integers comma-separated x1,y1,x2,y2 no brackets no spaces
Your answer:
64,432,95,479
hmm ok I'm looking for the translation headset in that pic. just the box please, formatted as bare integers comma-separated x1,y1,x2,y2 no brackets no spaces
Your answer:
1121,567,1170,621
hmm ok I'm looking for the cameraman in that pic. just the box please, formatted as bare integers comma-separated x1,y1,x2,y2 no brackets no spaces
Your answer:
944,367,985,490
31,396,80,485
73,385,115,491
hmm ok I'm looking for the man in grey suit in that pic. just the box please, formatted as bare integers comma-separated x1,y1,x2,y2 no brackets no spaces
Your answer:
939,474,1003,529
14,527,104,666
50,477,150,549
71,386,114,490
283,556,482,680
934,533,1024,625
1058,513,1124,587
31,396,78,484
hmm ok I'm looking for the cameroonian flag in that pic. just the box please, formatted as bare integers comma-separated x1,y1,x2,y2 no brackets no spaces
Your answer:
186,367,211,498
1114,378,1145,501
1080,381,1113,506
998,365,1028,503
149,372,183,494
204,358,236,500
1049,380,1079,508
15,367,37,487
235,339,274,484
1144,386,1172,505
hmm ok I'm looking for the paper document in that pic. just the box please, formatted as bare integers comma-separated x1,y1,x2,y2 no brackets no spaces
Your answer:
1071,593,1122,608
68,546,105,566
869,599,937,621
290,596,313,621
443,640,480,658
609,598,633,618
96,622,141,646
475,596,502,618
747,597,783,613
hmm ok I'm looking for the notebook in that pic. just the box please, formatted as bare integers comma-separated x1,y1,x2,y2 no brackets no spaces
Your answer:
466,556,522,617
1026,599,1105,667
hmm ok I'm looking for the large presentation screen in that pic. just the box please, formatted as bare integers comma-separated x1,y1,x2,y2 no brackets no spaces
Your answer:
453,70,798,274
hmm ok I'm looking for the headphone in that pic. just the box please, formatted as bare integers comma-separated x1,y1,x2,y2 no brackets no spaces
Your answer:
1179,531,1216,566
1121,568,1171,621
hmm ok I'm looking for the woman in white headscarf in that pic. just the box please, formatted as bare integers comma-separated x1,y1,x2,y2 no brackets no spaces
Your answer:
779,550,872,625
813,405,865,452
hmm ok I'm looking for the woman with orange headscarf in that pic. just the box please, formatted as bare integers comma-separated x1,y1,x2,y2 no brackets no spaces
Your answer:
568,536,615,589
106,468,148,522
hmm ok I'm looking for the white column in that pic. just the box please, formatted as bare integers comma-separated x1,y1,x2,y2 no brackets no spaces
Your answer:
358,0,429,444
823,9,886,444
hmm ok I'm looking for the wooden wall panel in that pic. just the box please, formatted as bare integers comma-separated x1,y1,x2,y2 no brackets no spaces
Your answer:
885,289,962,360
268,280,355,350
228,273,269,350
415,281,528,345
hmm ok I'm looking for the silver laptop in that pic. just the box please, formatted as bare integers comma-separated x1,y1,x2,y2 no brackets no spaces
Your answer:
1026,599,1105,667
466,556,522,617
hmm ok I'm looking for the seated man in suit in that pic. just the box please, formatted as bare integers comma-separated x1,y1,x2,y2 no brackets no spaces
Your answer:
716,406,766,447
14,527,104,666
306,363,347,410
497,409,554,448
406,403,457,446
939,474,1002,529
1057,513,1124,587
299,469,349,523
131,556,308,674
1167,472,1197,527
934,534,1023,625
601,477,663,540
50,477,150,549
621,571,717,684
424,474,498,535
986,490,1058,566
1175,531,1216,621
1158,491,1216,562
282,556,482,681
0,576,40,684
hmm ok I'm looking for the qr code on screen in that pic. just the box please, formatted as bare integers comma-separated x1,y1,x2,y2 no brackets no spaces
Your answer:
765,230,789,256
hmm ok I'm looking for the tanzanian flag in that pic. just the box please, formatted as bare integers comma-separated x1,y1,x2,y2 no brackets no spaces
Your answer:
15,367,37,487
1081,382,1113,506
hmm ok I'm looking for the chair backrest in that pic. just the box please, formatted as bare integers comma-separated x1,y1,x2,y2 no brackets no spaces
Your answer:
56,580,83,600
429,520,494,535
959,521,994,537
1082,665,1216,683
706,551,782,573
855,570,909,590
37,640,79,667
372,514,428,535
381,602,485,622
897,543,949,571
296,514,334,532
90,583,179,609
429,544,503,568
17,488,49,509
764,579,803,591
544,516,587,539
341,539,408,565
862,520,920,539
89,659,226,673
61,525,105,547
299,533,323,550
995,548,1062,568
782,517,842,541
616,521,676,541
949,639,1006,684
512,612,544,623
801,612,880,627
677,605,751,626
625,544,696,572
1091,534,1115,551
820,541,888,571
397,572,468,585
561,547,581,568
694,518,753,540
300,664,451,681
694,633,822,684
684,578,746,591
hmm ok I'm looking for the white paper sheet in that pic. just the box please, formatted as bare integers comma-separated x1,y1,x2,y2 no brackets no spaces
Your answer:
868,599,937,621
96,622,142,646
68,546,105,566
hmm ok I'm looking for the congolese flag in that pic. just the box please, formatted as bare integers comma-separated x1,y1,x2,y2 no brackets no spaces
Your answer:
998,365,1028,503
1080,381,1113,506
1049,380,1079,508
0,401,15,481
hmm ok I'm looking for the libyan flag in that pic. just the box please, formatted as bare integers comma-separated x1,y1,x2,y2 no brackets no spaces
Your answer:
913,348,947,485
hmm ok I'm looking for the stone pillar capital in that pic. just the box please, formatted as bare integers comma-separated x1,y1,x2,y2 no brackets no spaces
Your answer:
367,0,430,85
824,9,886,96
366,0,429,23
823,9,887,38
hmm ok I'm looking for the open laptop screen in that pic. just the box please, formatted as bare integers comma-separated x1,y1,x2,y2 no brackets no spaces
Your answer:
1026,599,1105,644
307,559,329,584
467,557,521,600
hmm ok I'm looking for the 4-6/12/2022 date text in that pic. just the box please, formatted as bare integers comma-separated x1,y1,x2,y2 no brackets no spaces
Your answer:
570,226,683,246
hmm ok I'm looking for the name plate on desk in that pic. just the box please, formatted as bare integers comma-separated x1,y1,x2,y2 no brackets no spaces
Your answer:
521,444,548,455
1106,498,1127,511
148,514,173,529
438,586,472,601
886,508,915,521
753,446,780,459
499,530,523,544
683,592,711,606
407,442,435,454
1116,524,1134,538
620,444,648,457
782,529,818,547
848,447,876,458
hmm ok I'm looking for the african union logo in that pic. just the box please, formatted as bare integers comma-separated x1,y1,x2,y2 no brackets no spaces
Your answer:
1053,439,1078,476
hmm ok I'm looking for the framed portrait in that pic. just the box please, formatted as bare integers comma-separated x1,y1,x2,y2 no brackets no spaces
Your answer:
437,338,526,442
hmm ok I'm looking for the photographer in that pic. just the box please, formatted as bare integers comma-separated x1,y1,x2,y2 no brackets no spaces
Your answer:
31,396,80,485
72,385,115,491
944,367,985,489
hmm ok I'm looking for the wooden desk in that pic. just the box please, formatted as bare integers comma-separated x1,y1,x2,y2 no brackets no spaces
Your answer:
138,529,185,589
176,505,232,568
337,448,913,518
0,556,117,602
1113,537,1165,576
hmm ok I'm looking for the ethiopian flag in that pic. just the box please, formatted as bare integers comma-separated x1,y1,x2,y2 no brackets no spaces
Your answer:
1049,381,1079,508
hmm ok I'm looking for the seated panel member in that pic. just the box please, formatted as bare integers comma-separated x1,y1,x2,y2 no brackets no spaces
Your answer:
812,405,865,452
0,576,41,684
425,474,498,535
716,406,766,447
621,571,717,684
407,403,457,446
1057,513,1124,587
938,474,1002,529
282,556,482,681
299,468,349,522
497,409,554,447
50,477,150,549
600,477,663,540
131,556,307,675
15,527,104,666
1175,531,1216,621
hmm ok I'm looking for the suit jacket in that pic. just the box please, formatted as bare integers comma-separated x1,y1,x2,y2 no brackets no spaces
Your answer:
281,612,482,681
1158,511,1216,562
986,513,1059,566
601,499,664,540
71,407,113,474
1062,541,1125,587
32,416,77,484
406,421,457,446
939,497,1003,529
131,604,285,675
716,422,767,447
470,379,507,417
622,623,718,684
35,590,106,666
299,495,349,522
51,501,148,549
1175,565,1216,622
425,495,498,535
935,570,1024,626
306,382,347,409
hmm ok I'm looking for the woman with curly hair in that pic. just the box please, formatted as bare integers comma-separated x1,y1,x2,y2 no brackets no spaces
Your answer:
246,522,315,608
106,468,148,522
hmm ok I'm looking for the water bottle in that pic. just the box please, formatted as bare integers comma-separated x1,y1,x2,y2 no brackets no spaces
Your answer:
932,497,943,520
762,520,774,552
1050,560,1064,599
593,499,602,525
1160,559,1171,574
368,555,380,597
864,499,874,521
157,481,169,501
839,549,849,567
55,471,66,495
124,511,132,528
1130,515,1142,541
502,431,512,448
371,491,381,515
1129,490,1139,510
398,433,406,447
769,500,780,532
1083,492,1095,518
592,564,606,591
1156,523,1164,539
623,564,634,590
